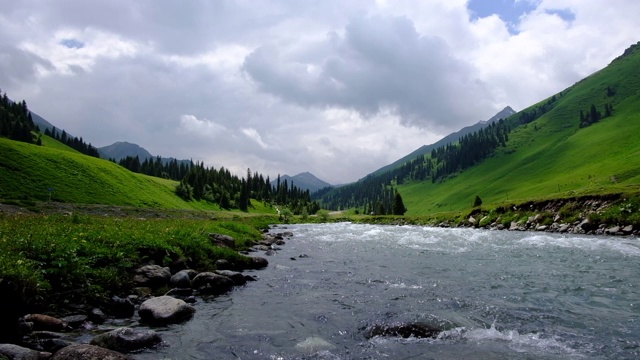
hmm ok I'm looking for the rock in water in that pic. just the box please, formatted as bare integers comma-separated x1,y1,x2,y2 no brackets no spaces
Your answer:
24,314,69,332
170,270,192,288
50,344,130,360
294,336,335,352
90,327,161,352
0,343,50,360
192,272,235,295
138,296,195,325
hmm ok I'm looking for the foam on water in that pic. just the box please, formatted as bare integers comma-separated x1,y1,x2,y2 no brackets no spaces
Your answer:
463,325,582,357
518,234,640,256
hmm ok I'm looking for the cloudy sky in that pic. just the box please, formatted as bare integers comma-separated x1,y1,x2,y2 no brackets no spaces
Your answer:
1,0,638,184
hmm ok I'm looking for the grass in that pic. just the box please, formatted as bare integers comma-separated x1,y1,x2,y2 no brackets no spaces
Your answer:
0,212,278,311
1,137,236,211
398,43,640,215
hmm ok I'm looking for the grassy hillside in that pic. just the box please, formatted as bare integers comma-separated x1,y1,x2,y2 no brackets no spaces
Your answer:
400,43,640,215
0,137,222,210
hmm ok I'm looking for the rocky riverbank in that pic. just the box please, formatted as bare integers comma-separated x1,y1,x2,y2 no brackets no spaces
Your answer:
360,194,639,237
0,228,293,360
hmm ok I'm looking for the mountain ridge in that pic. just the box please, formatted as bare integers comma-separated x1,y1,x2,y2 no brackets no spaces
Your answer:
271,172,332,193
371,106,516,177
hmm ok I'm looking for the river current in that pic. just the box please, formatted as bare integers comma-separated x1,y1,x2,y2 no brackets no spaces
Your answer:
136,223,640,359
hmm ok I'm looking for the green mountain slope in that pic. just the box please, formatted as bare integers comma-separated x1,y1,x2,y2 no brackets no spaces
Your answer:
399,42,640,215
0,137,217,210
372,106,516,177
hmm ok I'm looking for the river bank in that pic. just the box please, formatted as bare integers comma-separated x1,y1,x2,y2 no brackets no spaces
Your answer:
346,194,639,237
0,205,286,359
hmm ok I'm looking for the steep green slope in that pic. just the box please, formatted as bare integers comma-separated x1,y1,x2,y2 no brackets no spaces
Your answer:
0,137,218,210
400,42,640,215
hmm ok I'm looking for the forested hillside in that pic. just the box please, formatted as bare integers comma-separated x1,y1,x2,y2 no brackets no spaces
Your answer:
318,41,640,214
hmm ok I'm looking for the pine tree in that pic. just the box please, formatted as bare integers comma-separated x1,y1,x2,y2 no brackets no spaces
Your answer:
392,191,407,215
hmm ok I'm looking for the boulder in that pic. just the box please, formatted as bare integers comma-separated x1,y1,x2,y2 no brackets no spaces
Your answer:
536,225,548,231
215,270,247,285
132,265,171,288
38,338,75,353
50,344,130,360
107,296,135,318
247,257,269,269
170,270,192,288
579,219,595,232
622,225,634,234
558,224,571,233
24,314,69,332
606,226,621,234
88,309,106,324
214,259,233,270
0,343,50,360
90,327,162,352
138,296,195,325
208,233,235,248
192,272,235,295
60,315,87,329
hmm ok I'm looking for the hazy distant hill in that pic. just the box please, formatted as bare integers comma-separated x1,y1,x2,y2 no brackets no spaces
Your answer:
98,141,153,161
372,106,516,176
271,172,332,192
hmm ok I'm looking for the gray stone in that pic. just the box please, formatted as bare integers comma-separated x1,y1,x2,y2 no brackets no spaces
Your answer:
214,259,233,270
138,296,195,325
209,233,235,248
88,309,106,324
622,225,634,234
133,265,171,288
0,343,50,360
90,327,162,352
558,224,571,233
215,270,247,285
606,226,621,234
50,344,130,360
192,272,235,295
536,225,548,231
108,296,135,318
60,315,87,329
170,270,192,288
248,257,269,269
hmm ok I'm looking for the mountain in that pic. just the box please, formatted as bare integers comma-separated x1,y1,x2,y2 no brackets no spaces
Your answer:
97,141,153,161
271,172,332,193
320,41,640,215
30,111,56,134
372,106,516,176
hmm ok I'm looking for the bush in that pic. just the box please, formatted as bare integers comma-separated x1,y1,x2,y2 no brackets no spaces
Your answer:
316,209,330,222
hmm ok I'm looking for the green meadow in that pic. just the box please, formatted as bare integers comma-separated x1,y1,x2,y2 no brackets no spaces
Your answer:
0,212,277,309
399,44,640,215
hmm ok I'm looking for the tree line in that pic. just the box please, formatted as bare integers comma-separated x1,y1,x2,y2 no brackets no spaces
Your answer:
317,118,512,212
117,155,192,181
44,127,100,158
177,165,320,214
0,90,39,144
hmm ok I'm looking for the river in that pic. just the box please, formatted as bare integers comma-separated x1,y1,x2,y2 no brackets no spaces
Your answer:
135,222,640,359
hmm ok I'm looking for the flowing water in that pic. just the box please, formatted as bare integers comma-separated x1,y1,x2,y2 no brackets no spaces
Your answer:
135,223,640,359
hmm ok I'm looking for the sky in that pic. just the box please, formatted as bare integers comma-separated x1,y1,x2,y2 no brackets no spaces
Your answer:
0,1,638,184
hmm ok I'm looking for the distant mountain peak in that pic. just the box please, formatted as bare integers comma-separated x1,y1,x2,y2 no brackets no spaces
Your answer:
271,172,332,192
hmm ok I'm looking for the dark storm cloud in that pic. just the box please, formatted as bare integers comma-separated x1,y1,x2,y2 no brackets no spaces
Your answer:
243,15,492,130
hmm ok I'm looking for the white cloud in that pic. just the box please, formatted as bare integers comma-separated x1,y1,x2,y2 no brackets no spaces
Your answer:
241,127,269,149
0,0,638,184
